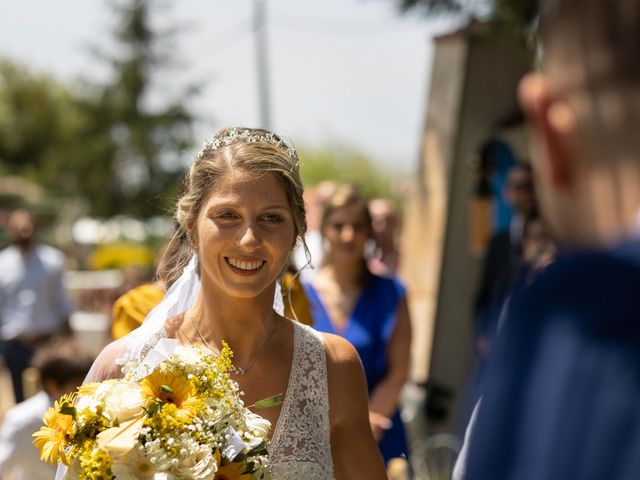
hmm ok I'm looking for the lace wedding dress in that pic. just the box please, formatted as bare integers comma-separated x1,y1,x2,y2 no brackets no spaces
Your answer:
268,321,334,479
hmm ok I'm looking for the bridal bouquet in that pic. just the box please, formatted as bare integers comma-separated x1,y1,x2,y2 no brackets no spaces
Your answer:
33,339,277,480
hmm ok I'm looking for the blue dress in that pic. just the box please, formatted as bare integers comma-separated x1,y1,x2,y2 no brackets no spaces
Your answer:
304,274,408,463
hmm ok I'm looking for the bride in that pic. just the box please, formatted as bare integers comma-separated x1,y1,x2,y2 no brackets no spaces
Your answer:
77,128,386,479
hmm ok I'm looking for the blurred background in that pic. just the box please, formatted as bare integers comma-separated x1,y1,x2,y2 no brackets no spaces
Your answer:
0,0,539,478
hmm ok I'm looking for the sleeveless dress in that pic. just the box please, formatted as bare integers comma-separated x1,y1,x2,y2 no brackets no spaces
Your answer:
269,321,334,479
304,274,409,464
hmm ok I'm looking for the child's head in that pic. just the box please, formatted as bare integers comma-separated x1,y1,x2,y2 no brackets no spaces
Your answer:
31,338,95,397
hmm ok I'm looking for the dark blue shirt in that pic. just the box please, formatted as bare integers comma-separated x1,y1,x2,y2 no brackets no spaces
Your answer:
467,238,640,480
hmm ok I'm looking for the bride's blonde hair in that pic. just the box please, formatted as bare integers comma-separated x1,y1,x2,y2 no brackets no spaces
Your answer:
157,127,307,287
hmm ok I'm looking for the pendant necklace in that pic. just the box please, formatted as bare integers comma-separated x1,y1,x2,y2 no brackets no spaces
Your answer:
190,314,278,376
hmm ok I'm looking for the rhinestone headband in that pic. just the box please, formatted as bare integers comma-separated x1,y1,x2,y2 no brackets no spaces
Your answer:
197,128,299,169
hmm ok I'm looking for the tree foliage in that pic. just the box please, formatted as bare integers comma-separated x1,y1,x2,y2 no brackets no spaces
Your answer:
77,0,195,217
396,0,539,41
0,0,195,218
298,146,404,201
0,62,89,191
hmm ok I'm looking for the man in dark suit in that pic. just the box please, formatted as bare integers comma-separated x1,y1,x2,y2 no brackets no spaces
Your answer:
474,163,535,357
465,1,640,479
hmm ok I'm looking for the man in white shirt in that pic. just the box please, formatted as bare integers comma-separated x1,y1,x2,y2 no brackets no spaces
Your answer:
0,209,73,403
0,338,93,480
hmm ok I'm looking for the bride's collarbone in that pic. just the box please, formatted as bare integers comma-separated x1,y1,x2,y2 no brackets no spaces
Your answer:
235,327,293,400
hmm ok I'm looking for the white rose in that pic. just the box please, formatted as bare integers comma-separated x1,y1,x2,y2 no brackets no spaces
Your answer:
172,443,217,480
103,382,145,422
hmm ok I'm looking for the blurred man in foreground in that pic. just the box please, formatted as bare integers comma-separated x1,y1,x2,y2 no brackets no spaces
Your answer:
466,1,640,479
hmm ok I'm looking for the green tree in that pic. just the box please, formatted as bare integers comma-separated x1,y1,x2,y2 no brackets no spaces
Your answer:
396,0,538,41
0,61,87,190
298,146,403,201
79,0,196,217
0,0,196,219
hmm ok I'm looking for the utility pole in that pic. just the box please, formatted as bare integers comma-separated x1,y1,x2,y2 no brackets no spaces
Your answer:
254,0,271,129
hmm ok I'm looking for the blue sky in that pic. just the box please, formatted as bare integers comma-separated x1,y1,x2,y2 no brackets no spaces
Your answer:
0,0,455,173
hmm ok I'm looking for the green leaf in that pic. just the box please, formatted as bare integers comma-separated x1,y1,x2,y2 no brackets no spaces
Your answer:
160,384,173,394
59,405,77,418
250,394,283,409
145,401,161,416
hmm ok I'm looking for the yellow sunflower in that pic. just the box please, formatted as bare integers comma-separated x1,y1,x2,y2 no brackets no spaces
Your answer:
140,370,199,419
213,449,253,480
32,395,77,465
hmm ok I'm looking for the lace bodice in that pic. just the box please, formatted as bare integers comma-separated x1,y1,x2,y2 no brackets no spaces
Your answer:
269,321,334,479
105,320,334,479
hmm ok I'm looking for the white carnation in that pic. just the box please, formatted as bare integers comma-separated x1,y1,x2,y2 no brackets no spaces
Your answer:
172,440,217,480
246,412,271,438
153,473,177,480
111,446,156,479
75,380,117,414
75,394,100,414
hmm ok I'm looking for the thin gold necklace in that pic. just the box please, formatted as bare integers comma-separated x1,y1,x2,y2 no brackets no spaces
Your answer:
190,314,278,376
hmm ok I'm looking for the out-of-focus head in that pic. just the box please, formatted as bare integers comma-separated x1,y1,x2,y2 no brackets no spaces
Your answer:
519,0,640,246
369,198,399,244
304,181,339,232
5,208,36,248
157,128,307,287
522,214,556,267
321,184,372,263
539,0,640,150
31,338,94,397
504,164,536,217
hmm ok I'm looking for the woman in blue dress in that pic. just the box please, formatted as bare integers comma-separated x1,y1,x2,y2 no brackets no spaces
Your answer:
303,184,412,464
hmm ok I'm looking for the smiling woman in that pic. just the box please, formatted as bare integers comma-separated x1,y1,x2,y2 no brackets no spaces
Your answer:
193,171,296,299
69,127,387,480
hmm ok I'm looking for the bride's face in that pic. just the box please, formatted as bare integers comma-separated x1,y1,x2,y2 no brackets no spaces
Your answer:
192,169,296,299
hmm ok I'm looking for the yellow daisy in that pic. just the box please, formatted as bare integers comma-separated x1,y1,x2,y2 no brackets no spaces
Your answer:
140,370,199,418
32,396,77,465
213,449,254,480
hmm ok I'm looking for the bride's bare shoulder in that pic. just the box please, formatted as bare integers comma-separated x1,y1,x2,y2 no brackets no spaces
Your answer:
320,333,367,403
85,337,130,382
321,332,361,367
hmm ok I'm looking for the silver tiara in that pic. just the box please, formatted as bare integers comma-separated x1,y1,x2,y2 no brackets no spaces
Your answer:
197,128,299,167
